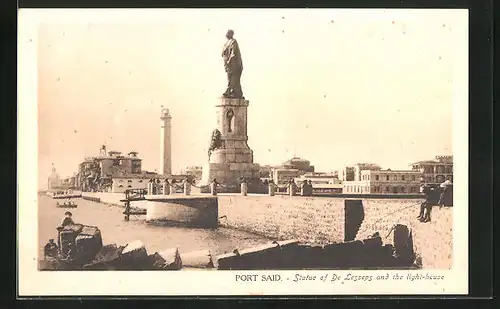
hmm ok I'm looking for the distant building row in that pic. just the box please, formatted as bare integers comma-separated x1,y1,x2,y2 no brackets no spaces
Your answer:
342,156,453,195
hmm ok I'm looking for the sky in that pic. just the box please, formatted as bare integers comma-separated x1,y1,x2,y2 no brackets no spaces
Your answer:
34,9,467,189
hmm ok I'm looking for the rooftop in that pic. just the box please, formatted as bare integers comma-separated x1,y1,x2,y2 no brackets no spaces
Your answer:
410,160,453,165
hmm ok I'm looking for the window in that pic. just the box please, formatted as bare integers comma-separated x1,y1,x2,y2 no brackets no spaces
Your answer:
412,175,416,181
118,185,123,188
385,186,390,192
127,185,132,188
386,175,390,181
402,175,406,181
400,186,405,193
138,180,143,183
393,175,398,181
128,180,133,183
375,175,379,181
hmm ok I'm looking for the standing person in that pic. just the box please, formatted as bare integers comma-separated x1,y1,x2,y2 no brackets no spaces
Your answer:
61,211,75,227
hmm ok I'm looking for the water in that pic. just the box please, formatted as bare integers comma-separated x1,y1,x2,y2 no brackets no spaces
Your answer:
38,194,272,260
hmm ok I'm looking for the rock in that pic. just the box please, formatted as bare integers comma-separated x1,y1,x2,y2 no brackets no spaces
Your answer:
120,240,149,270
181,249,214,268
151,248,182,270
217,240,300,270
215,251,240,270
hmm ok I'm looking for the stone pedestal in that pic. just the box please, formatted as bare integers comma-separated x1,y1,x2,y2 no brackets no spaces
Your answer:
184,182,191,195
241,182,248,196
163,182,170,195
201,98,261,193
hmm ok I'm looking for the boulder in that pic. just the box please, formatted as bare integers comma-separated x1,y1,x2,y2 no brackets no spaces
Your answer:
149,247,182,270
181,249,214,268
120,240,149,269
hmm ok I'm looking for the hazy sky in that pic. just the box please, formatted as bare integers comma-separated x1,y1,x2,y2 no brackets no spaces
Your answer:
35,9,467,189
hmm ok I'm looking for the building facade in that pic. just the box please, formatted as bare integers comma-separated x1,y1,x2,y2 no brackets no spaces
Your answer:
272,168,301,186
111,177,149,193
258,165,274,179
294,172,340,186
353,163,382,181
343,169,422,195
270,157,316,186
339,166,355,181
410,155,453,184
181,166,203,182
77,146,143,192
281,157,315,173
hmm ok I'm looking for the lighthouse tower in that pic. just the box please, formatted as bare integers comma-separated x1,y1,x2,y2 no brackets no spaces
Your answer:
159,106,172,176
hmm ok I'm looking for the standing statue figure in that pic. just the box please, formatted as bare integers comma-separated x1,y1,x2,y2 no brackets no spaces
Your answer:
222,29,244,99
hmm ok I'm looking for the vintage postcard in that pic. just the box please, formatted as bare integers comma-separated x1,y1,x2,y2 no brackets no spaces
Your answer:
18,8,468,296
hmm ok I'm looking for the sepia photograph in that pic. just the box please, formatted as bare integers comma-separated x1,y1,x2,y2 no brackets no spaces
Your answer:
18,8,468,295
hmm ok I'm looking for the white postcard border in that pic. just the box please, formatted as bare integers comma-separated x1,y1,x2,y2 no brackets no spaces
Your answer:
18,9,469,296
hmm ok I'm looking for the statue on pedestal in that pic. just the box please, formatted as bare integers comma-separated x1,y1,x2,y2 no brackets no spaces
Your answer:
222,29,244,99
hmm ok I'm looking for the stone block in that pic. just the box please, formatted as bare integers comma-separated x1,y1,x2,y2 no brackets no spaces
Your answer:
216,170,228,179
344,200,365,242
83,244,124,270
232,243,283,270
234,140,249,149
215,252,240,270
225,140,235,149
323,240,365,268
233,154,244,163
228,163,244,171
362,236,383,248
149,247,182,270
287,244,325,269
243,171,255,178
210,152,226,164
226,153,236,162
121,240,148,260
181,249,215,268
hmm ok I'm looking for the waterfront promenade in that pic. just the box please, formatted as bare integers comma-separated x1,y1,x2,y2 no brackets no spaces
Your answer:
37,194,272,260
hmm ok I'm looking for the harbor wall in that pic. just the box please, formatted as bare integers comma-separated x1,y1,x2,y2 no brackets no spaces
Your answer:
145,196,218,228
79,192,452,268
218,196,452,269
218,195,346,244
82,192,124,206
356,199,453,269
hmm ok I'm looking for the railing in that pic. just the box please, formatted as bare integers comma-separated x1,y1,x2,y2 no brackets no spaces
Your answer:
124,188,147,201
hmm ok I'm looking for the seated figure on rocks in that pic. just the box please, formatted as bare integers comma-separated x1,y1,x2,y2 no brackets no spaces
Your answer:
417,184,436,223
